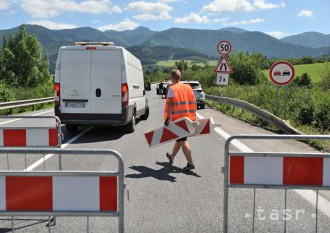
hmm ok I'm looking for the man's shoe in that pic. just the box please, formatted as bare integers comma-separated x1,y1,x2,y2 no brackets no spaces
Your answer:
166,153,173,164
183,163,195,171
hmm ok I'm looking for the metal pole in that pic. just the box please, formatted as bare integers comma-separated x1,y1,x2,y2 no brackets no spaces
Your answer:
284,85,287,121
118,153,125,233
48,216,52,233
11,216,14,233
284,189,287,233
316,190,319,233
276,85,279,116
252,188,256,233
7,153,9,170
87,216,90,233
223,139,230,233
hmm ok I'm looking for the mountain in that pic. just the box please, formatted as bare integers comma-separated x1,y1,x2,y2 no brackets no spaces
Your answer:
142,28,330,58
127,45,209,65
281,32,330,48
104,26,156,46
1,24,330,73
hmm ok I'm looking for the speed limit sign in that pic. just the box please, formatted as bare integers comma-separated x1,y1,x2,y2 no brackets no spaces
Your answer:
217,40,232,55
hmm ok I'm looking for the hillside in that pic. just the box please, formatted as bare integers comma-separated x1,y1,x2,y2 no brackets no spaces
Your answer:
127,46,209,65
143,28,330,58
1,24,330,73
281,32,330,48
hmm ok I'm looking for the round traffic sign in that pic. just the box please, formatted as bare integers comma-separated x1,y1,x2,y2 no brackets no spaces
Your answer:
269,61,295,86
217,40,232,55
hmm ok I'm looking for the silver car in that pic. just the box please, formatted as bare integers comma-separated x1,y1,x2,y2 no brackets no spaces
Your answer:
181,81,206,109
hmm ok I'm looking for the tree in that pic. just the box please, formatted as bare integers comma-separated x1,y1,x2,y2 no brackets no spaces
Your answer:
229,52,263,85
0,25,51,87
293,73,312,88
175,59,188,71
319,63,330,90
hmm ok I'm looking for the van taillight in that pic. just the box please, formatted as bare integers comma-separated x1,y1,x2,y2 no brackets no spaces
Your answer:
122,83,129,107
54,83,60,106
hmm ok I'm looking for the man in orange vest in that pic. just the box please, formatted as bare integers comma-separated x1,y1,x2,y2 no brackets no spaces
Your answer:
164,69,197,171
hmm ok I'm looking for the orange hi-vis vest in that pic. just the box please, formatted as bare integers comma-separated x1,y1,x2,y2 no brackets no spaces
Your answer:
164,82,196,121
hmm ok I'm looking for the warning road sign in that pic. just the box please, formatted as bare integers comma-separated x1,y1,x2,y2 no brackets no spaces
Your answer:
217,40,232,55
214,56,233,74
269,61,295,86
216,73,229,85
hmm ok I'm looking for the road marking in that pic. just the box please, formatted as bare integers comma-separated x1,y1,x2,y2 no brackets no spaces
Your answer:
0,109,54,125
25,127,92,171
196,111,330,218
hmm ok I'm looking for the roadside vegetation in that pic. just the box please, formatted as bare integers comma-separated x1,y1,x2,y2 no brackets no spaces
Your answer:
145,53,330,151
0,25,52,102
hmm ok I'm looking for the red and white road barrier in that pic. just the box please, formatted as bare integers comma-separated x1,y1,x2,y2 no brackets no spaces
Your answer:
0,175,117,212
0,129,59,147
191,117,218,137
230,155,330,186
145,117,195,147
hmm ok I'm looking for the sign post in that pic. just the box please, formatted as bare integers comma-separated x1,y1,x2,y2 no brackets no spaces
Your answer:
214,40,233,86
269,61,295,119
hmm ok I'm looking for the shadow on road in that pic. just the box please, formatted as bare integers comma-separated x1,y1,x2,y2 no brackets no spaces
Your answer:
0,218,48,233
126,162,201,182
68,126,126,144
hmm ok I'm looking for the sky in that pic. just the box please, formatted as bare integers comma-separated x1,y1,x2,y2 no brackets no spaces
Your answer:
0,0,329,38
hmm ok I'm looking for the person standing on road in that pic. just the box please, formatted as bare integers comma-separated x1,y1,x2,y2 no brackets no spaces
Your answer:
158,82,164,98
164,69,197,171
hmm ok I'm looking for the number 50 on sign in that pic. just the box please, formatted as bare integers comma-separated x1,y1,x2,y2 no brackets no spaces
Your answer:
217,73,229,86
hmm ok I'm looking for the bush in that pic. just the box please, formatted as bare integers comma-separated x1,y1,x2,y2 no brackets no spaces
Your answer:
293,73,312,88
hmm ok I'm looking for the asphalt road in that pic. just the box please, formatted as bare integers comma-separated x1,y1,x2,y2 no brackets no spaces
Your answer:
0,87,329,233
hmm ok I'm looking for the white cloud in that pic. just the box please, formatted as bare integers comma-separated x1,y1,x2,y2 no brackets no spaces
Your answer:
97,18,139,31
0,0,11,10
92,19,100,23
28,20,77,30
20,0,112,18
297,10,314,18
213,18,230,23
125,1,172,13
174,12,210,24
112,5,122,13
134,12,171,21
159,0,182,2
222,17,265,26
202,0,285,13
265,31,288,39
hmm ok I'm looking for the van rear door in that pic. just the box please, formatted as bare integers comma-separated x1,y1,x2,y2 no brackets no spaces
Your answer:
60,49,91,114
90,48,122,114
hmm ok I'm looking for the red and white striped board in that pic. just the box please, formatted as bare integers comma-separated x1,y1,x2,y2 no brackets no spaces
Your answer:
0,129,59,147
191,117,216,137
230,155,330,187
0,176,117,212
144,117,195,148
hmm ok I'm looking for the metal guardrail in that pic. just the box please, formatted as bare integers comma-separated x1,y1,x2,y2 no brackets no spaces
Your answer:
0,97,54,111
205,94,303,135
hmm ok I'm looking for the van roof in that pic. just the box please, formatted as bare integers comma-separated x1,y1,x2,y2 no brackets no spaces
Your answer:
75,42,114,46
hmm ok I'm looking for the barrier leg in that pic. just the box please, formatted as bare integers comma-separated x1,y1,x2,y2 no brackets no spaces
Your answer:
316,190,319,233
48,216,52,233
7,154,9,170
252,188,256,233
284,189,287,233
11,216,14,233
24,154,27,169
87,216,90,233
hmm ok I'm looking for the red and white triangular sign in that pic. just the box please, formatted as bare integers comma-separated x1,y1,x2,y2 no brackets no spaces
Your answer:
214,56,233,74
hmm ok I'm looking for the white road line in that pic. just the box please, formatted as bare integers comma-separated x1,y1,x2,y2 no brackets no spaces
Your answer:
25,127,92,171
0,109,54,125
196,111,330,218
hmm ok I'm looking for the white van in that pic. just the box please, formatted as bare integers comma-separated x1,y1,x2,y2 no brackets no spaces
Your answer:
54,42,149,133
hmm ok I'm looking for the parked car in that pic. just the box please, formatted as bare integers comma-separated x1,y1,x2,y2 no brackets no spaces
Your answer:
181,81,205,109
54,42,149,133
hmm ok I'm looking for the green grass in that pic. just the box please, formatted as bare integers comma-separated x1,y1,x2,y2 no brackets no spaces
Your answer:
157,60,218,68
262,62,330,83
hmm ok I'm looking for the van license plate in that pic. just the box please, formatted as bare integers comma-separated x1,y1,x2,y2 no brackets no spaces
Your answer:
65,102,85,108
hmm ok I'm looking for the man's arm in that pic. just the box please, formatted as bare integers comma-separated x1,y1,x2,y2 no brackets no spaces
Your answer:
166,97,174,120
